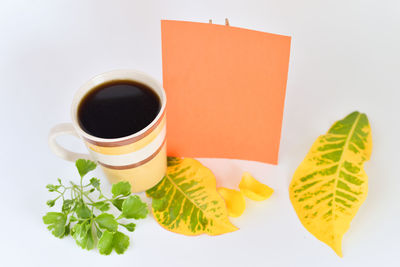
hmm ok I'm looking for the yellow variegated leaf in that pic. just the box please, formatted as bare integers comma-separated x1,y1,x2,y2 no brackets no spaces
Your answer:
217,188,246,217
239,172,274,201
147,157,238,235
289,111,372,257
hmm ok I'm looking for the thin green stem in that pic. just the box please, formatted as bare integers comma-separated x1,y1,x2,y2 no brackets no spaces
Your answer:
94,221,101,232
54,188,69,201
53,194,63,202
80,175,84,200
83,192,96,203
102,195,113,202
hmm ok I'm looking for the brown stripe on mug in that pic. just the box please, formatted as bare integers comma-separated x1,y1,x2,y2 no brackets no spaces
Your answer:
98,138,167,170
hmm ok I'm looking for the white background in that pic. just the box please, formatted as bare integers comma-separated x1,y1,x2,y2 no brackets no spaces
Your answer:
1,0,399,266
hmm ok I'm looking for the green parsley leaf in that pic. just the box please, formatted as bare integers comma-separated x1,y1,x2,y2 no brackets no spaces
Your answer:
121,195,148,219
43,212,67,238
75,201,92,219
64,223,71,237
98,230,114,255
86,231,95,250
75,159,97,177
95,213,118,232
62,199,74,213
120,223,136,232
99,203,110,212
111,181,131,197
112,198,124,211
113,231,130,254
46,184,61,192
91,201,110,212
46,199,56,207
96,228,102,239
69,216,78,222
89,177,101,190
71,221,94,250
98,230,130,255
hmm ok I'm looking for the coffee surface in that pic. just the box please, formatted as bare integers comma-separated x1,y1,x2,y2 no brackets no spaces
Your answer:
78,80,161,139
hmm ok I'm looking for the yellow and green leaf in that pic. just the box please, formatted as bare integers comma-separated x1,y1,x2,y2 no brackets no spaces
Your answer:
289,111,372,257
147,157,238,236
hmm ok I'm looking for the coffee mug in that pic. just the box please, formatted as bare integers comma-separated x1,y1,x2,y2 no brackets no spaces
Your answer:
48,70,167,192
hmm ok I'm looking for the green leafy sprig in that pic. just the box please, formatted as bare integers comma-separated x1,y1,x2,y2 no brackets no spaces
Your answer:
43,159,148,255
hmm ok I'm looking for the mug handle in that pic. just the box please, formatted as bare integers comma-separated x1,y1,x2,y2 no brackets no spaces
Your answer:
48,123,92,162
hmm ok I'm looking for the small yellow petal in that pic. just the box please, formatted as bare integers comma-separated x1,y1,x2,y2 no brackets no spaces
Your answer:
217,187,246,217
239,172,274,201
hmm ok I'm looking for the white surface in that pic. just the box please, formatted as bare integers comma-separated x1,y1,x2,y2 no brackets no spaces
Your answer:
1,0,399,266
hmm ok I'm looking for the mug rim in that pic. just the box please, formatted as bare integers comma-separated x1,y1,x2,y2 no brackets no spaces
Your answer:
70,69,167,145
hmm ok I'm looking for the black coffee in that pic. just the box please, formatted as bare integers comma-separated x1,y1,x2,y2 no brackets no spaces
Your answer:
78,80,161,139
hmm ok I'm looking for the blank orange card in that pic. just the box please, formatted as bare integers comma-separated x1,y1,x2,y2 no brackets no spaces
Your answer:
162,20,291,164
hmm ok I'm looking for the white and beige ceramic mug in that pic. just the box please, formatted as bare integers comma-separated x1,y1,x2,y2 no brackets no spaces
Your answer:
48,70,167,192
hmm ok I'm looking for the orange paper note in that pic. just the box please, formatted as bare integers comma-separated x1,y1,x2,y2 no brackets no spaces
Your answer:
162,20,291,164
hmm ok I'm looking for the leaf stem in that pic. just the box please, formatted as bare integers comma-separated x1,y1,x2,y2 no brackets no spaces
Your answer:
80,175,84,200
83,192,96,203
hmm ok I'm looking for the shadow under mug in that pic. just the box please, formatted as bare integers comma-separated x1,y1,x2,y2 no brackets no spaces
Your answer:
48,70,167,192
